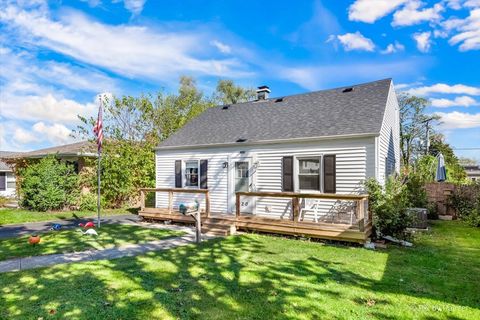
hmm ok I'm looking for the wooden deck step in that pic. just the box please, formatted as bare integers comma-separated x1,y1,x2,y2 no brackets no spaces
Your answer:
201,222,236,236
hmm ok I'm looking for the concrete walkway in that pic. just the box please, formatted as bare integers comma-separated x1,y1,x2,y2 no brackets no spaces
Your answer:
0,214,141,239
0,225,215,273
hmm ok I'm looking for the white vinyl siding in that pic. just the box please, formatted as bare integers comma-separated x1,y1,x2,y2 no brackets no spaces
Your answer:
155,137,376,221
378,83,401,185
0,171,16,197
156,152,229,213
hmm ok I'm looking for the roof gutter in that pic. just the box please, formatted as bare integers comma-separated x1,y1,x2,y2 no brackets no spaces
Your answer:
155,132,380,151
16,152,98,159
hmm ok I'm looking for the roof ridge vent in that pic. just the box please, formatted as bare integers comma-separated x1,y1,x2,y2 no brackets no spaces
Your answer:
342,87,354,93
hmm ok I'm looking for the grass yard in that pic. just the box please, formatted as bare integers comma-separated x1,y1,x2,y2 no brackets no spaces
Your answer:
0,208,129,225
0,220,479,320
0,224,184,261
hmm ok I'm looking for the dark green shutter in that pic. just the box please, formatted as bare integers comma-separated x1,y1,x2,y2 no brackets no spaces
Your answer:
282,156,294,192
323,155,336,193
175,160,182,188
200,160,208,189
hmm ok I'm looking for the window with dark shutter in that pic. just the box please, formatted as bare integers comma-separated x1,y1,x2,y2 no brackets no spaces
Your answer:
200,160,208,189
282,156,294,192
0,172,5,191
323,155,336,193
174,160,182,188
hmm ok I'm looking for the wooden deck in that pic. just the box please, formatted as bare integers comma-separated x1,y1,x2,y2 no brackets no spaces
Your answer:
139,188,372,243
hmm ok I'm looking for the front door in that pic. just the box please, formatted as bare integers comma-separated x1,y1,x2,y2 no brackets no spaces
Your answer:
230,158,255,214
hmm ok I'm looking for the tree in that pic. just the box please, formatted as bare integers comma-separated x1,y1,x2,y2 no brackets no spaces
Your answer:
398,93,440,167
17,156,78,211
213,79,256,105
429,133,467,183
75,76,253,207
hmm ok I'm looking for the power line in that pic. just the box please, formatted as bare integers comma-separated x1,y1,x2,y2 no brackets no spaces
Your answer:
452,148,480,150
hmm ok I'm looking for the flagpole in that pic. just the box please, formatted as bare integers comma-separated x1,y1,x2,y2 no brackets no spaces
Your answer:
97,147,101,228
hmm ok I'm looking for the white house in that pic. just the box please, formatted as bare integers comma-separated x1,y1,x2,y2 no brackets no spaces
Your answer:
154,79,400,223
0,152,17,198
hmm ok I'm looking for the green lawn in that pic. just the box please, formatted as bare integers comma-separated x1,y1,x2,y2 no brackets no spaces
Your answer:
0,221,479,320
0,208,130,225
0,224,184,261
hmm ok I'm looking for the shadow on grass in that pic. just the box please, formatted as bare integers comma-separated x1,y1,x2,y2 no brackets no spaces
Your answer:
0,224,183,260
0,221,478,319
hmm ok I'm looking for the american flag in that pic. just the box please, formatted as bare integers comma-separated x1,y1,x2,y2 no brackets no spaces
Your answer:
93,98,103,152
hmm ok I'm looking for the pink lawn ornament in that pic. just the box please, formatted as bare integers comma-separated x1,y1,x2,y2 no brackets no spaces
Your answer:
84,221,95,229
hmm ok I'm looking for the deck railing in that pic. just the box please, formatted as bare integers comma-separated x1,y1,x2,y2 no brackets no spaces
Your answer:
236,191,369,231
139,188,210,217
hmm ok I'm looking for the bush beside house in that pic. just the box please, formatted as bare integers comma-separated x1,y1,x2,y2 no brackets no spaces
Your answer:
17,156,79,211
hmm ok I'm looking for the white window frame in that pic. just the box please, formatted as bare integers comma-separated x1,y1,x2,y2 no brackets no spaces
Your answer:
183,160,200,188
294,155,323,193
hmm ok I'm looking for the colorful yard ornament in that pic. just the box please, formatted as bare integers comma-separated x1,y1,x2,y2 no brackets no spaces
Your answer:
84,221,95,229
28,235,41,246
79,228,98,236
50,223,62,231
78,223,85,227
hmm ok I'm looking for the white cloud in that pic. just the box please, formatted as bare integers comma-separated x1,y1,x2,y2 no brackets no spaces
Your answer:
0,46,117,96
446,0,462,10
123,0,147,15
0,93,97,124
32,122,73,144
431,96,478,107
210,40,232,54
392,1,444,26
335,31,375,51
413,31,432,52
13,127,40,144
348,0,408,23
381,41,405,54
465,0,480,8
447,8,480,51
437,111,480,129
0,3,251,82
407,83,480,96
278,59,426,90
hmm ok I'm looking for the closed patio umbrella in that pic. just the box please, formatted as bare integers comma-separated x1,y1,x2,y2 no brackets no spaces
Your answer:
435,153,447,182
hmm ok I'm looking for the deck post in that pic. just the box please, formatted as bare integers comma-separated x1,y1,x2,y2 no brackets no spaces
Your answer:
140,189,145,211
292,196,300,222
205,191,210,217
168,190,173,215
236,193,241,217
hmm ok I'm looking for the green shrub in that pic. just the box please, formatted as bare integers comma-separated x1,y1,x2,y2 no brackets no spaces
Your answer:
78,192,104,212
17,156,78,211
0,196,9,207
448,183,480,227
365,177,413,239
426,202,439,220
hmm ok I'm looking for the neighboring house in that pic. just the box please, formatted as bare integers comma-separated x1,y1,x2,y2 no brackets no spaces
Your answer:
15,140,97,173
0,141,96,198
154,78,400,219
0,151,19,197
463,165,480,182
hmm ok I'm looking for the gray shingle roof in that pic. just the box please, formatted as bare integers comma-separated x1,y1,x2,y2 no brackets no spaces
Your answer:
1,141,96,160
0,151,19,171
158,79,393,149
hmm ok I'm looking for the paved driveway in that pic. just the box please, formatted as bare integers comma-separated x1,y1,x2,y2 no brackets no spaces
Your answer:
0,214,141,239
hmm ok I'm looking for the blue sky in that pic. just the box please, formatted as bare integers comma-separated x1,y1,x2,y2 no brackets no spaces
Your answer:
0,0,479,160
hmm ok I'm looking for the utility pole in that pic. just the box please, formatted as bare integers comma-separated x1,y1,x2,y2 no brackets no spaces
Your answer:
423,117,435,155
